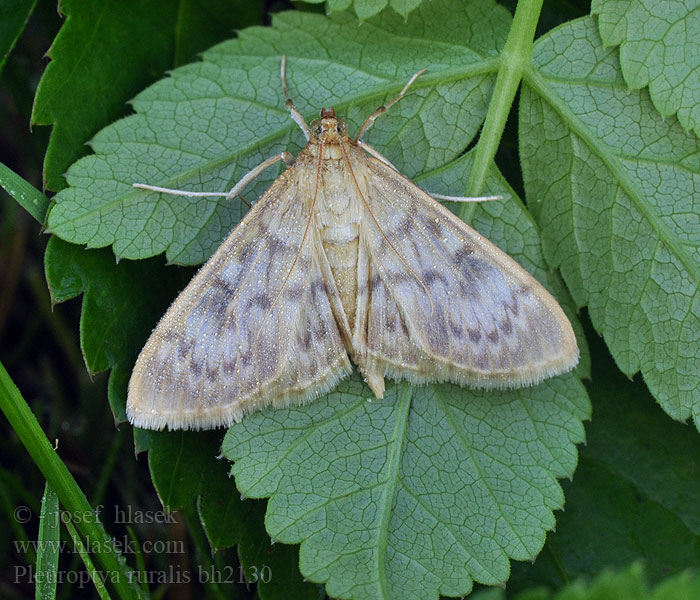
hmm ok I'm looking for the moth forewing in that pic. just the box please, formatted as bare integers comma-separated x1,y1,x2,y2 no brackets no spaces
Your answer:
343,142,579,391
127,164,352,431
127,61,579,431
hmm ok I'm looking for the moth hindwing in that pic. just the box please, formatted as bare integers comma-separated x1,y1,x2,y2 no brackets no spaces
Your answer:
127,59,579,430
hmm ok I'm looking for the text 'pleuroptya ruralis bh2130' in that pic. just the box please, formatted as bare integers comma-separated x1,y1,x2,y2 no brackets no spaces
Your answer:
127,58,579,431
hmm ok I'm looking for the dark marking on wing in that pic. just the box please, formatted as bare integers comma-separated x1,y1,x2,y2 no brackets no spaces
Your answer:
190,358,202,376
178,338,194,359
212,277,235,296
421,269,450,288
310,279,328,302
500,315,513,335
246,294,272,311
449,319,464,338
222,360,237,375
423,217,443,238
283,284,305,301
266,233,289,255
302,329,313,350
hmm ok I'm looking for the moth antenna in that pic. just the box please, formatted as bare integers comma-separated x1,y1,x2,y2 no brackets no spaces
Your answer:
355,68,427,142
281,56,312,141
430,193,503,203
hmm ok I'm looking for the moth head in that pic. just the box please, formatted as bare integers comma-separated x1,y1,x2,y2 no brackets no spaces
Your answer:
310,108,348,143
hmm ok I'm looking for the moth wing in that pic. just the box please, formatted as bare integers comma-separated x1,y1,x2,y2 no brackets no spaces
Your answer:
128,167,351,430
356,155,579,390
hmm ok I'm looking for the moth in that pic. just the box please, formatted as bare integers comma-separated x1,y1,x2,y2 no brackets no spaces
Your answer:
127,58,579,431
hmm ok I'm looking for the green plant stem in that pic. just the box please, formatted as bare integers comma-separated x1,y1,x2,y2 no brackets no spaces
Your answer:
463,0,543,210
0,361,143,600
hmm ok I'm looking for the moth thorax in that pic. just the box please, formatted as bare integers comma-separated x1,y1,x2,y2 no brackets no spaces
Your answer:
310,108,348,142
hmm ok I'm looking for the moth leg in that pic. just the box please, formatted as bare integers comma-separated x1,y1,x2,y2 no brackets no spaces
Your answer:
281,56,312,141
355,68,427,142
132,151,295,201
224,152,295,200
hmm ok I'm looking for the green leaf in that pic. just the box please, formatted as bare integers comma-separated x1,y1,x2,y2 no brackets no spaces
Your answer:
46,0,510,264
324,0,425,20
198,451,247,552
107,363,130,425
473,563,700,600
520,17,700,428
32,0,263,191
223,372,588,600
508,332,700,593
144,427,315,600
353,0,388,20
0,0,36,74
389,0,424,19
147,430,224,510
327,0,352,14
197,437,318,600
44,236,184,432
44,236,183,375
236,500,321,600
591,0,700,137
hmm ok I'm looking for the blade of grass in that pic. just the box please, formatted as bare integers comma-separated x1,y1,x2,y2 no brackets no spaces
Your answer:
63,515,112,600
36,482,60,600
126,526,149,595
0,360,145,600
0,161,50,223
59,429,126,600
0,468,38,564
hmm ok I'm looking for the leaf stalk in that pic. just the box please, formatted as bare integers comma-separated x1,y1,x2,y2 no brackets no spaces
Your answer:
463,0,543,211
